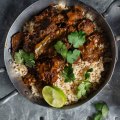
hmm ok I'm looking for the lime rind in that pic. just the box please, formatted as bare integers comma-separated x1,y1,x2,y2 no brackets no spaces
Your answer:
53,86,67,103
42,86,67,108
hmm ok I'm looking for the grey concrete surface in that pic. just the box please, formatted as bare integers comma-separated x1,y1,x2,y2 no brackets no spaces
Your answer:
0,0,120,120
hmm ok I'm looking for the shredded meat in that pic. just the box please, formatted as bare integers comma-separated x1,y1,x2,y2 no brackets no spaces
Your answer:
11,32,23,55
23,73,36,86
78,19,95,35
80,32,104,62
39,23,58,39
51,57,65,83
34,5,57,23
67,5,85,25
67,25,76,33
36,56,64,84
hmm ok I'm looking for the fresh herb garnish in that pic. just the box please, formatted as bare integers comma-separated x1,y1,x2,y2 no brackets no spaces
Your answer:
68,31,86,48
14,50,24,64
101,103,109,118
67,49,80,64
14,50,35,68
77,68,93,99
62,64,75,82
90,102,109,120
93,112,103,120
85,68,93,80
54,41,80,64
77,81,92,99
94,102,104,111
54,41,68,59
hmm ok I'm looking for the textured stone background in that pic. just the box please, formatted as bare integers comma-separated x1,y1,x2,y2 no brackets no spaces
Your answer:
0,0,120,120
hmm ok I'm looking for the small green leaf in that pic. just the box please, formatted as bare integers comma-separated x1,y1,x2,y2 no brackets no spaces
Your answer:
14,51,24,64
94,103,104,111
89,102,109,120
68,31,86,48
78,82,85,90
77,90,82,99
85,68,93,80
84,81,92,91
77,81,92,99
67,49,80,64
87,68,93,72
62,64,75,82
14,50,35,68
93,112,103,120
77,83,86,96
85,72,90,80
54,41,68,59
102,104,109,118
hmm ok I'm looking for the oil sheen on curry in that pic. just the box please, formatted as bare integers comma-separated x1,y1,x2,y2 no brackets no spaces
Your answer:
11,4,111,108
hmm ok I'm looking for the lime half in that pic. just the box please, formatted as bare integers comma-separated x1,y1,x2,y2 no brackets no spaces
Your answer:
42,86,67,108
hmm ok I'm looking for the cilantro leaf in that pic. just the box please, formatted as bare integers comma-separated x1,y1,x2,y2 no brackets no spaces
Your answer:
94,103,104,111
62,64,75,82
94,102,109,118
84,81,92,91
102,104,109,118
87,68,93,72
23,52,35,67
77,83,86,98
67,49,80,64
85,68,93,80
77,81,92,99
54,41,80,64
85,72,90,80
89,102,109,120
14,50,35,68
68,31,86,48
77,68,93,99
93,112,103,120
54,41,68,59
14,50,24,64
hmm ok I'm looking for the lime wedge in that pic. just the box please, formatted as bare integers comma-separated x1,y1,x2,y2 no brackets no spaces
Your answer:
42,86,67,108
53,86,67,102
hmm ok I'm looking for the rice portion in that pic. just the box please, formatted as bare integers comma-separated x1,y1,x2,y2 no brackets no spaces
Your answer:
53,58,104,105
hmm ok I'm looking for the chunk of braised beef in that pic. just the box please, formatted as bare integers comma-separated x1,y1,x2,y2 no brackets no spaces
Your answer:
11,32,23,56
36,56,64,84
39,23,58,39
50,56,65,83
23,73,36,86
23,35,35,52
34,5,57,23
78,19,95,35
67,5,86,25
57,22,66,28
80,32,104,62
67,25,76,33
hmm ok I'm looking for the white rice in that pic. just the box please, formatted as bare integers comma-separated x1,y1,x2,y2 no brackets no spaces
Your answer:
53,58,104,105
30,83,40,97
12,62,28,77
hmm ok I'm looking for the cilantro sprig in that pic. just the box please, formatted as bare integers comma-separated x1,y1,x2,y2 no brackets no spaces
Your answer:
90,102,109,120
54,30,86,64
54,41,80,64
14,50,35,68
77,68,93,99
85,68,93,80
62,64,75,82
68,31,86,48
67,49,80,64
54,41,68,59
77,81,92,99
